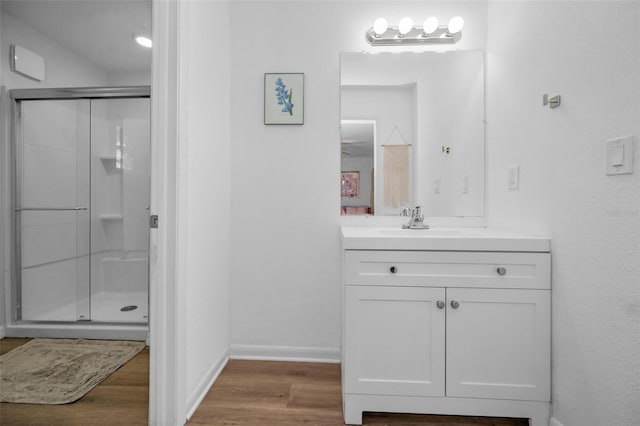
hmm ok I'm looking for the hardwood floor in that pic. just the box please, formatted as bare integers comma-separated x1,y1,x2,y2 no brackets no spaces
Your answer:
188,360,529,426
0,338,149,426
1,340,528,425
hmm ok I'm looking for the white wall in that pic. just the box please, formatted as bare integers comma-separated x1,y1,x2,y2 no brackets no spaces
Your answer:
486,2,639,426
229,1,487,360
107,71,152,87
0,12,109,89
177,0,231,419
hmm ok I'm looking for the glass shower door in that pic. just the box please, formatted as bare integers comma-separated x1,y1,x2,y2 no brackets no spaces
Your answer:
16,99,91,321
90,98,150,323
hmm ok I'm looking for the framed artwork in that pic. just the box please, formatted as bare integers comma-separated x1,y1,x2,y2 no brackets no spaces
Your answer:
341,171,360,198
264,73,304,125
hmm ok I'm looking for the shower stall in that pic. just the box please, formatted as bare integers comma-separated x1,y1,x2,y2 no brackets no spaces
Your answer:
7,87,150,340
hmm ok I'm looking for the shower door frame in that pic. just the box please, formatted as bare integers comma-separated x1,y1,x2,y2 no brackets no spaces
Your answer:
9,86,151,328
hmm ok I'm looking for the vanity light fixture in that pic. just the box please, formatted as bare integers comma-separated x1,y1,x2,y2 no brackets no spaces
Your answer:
134,34,152,48
366,15,464,45
398,17,414,36
447,16,464,35
423,17,439,35
373,17,388,36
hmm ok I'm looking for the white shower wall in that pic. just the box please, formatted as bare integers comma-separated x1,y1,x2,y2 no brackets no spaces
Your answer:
90,98,150,323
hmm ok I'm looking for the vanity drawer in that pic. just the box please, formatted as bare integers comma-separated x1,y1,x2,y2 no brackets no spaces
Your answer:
344,250,550,289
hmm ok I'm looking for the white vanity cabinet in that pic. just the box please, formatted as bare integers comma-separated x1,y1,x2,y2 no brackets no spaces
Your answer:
340,235,551,426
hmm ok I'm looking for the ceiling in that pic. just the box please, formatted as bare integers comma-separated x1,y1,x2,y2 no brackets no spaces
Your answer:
341,121,374,158
1,0,151,73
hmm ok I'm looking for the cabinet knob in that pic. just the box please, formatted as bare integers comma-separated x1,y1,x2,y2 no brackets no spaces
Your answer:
497,267,507,276
450,300,460,309
436,300,445,309
390,266,397,274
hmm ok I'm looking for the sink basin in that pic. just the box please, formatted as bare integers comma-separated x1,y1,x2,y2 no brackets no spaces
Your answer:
340,226,550,252
375,228,477,237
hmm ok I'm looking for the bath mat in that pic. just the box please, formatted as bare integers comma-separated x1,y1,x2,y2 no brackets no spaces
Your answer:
0,338,145,404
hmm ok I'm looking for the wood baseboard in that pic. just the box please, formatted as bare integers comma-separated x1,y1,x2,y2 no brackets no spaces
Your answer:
549,417,564,426
229,344,340,364
186,348,230,420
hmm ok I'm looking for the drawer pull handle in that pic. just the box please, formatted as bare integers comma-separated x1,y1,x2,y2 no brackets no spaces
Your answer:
390,266,397,274
450,300,460,309
436,300,445,309
497,267,507,276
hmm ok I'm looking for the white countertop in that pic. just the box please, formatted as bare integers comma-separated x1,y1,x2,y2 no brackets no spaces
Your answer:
340,226,550,252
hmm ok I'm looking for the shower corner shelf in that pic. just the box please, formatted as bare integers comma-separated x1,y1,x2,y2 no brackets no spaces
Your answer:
100,214,124,221
99,156,122,168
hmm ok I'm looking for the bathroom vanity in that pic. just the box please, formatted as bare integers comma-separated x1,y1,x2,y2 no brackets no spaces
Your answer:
340,227,551,426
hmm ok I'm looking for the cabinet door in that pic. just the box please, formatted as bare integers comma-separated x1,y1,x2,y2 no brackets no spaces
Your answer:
446,288,550,401
344,286,446,397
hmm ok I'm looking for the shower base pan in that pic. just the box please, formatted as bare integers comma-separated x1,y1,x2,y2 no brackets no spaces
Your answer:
4,322,148,341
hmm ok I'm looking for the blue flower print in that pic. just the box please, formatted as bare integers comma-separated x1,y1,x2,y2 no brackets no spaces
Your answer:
274,78,294,116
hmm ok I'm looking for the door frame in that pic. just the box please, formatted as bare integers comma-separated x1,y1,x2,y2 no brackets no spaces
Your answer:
149,0,184,424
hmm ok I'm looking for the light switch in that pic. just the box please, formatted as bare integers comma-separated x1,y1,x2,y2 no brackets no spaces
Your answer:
611,145,624,167
606,136,634,175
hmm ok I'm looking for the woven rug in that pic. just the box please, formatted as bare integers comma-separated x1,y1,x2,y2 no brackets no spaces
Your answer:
0,338,145,404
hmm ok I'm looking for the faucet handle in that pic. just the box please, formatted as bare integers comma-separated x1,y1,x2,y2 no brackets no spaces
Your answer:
402,205,429,229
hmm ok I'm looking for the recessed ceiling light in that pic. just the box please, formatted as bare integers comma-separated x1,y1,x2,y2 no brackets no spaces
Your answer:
134,34,152,48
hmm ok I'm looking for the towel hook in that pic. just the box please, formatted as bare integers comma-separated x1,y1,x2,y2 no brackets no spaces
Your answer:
543,94,561,109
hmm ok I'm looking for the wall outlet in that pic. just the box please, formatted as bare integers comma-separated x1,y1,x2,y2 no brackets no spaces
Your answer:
434,179,440,194
508,165,520,189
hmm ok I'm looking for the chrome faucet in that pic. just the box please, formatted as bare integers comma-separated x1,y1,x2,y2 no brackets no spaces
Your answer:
402,206,429,229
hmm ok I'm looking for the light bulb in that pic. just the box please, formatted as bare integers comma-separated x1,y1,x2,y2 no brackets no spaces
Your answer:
398,17,414,35
134,34,152,48
373,17,388,36
447,16,464,34
423,17,439,35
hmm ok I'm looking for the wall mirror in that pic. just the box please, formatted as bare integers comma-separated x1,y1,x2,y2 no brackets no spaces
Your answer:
340,51,485,217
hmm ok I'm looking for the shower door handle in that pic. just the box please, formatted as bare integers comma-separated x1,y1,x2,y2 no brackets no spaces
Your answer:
14,206,88,211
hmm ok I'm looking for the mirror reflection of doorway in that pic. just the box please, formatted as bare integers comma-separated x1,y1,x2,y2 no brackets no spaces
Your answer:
340,120,375,215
